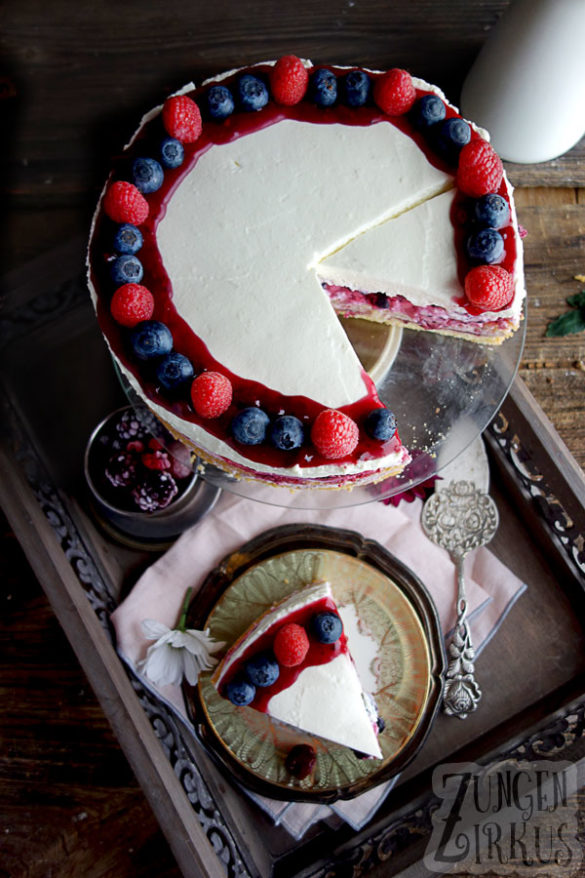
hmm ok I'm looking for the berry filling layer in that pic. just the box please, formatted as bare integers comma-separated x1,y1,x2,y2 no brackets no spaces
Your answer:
325,284,519,340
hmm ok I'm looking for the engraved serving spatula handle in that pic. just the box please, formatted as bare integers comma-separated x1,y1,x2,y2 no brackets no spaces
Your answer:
442,552,482,719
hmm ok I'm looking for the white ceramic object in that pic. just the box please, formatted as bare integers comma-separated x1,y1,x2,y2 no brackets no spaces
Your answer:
460,0,585,164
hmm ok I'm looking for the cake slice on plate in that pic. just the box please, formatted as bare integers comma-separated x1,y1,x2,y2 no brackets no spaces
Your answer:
211,581,383,759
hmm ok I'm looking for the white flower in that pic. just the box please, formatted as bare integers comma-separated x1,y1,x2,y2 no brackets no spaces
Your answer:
138,618,225,687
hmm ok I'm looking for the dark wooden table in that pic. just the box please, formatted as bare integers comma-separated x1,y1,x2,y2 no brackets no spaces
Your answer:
1,2,584,876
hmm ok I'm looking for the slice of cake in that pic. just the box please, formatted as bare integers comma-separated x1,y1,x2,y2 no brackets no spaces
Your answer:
87,57,525,488
211,581,383,759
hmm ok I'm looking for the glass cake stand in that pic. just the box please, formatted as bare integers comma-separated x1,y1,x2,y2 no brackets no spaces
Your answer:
118,313,525,510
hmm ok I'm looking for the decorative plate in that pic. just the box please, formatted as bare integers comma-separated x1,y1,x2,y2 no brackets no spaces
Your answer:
183,524,445,802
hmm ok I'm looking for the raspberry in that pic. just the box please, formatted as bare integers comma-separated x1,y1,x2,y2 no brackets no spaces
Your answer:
141,450,172,471
373,68,416,116
103,181,149,225
270,55,309,106
162,95,202,143
190,371,233,418
311,409,359,460
464,265,514,311
110,283,155,327
273,623,310,667
457,139,504,198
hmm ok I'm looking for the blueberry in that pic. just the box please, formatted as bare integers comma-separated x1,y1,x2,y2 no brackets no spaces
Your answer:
270,415,304,451
342,70,371,107
226,677,256,706
236,74,269,112
466,227,505,264
231,407,270,445
206,84,235,120
411,94,446,130
474,194,510,230
132,157,164,194
364,407,397,441
155,352,194,390
160,137,184,169
111,254,144,285
310,68,337,107
113,223,143,255
434,117,471,162
245,652,279,687
311,611,343,644
129,320,173,360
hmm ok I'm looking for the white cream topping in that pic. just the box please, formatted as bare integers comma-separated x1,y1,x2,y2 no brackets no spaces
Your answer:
268,654,382,758
156,119,451,406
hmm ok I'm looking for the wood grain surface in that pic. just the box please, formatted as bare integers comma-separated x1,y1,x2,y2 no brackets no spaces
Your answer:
1,1,585,875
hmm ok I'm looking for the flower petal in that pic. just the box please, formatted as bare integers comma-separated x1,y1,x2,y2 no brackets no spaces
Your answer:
141,619,171,641
140,643,183,686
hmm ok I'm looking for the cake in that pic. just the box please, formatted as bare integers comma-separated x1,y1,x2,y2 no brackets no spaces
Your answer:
211,581,383,759
87,57,525,488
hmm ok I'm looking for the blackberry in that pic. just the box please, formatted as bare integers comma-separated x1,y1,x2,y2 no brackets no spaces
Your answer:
131,470,178,512
285,744,316,779
105,452,137,488
369,292,390,310
115,409,148,441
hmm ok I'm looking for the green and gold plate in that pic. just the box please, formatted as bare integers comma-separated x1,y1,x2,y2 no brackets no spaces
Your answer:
184,524,445,803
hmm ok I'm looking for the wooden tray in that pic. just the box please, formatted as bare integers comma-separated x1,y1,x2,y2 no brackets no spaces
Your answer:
1,240,585,878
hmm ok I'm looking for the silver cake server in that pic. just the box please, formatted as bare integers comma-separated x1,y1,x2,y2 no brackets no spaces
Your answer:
421,480,499,719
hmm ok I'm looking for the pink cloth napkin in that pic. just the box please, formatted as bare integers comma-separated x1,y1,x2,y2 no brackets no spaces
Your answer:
111,489,526,838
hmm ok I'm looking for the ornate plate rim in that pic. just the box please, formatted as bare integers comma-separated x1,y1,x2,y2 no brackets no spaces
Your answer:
182,523,446,803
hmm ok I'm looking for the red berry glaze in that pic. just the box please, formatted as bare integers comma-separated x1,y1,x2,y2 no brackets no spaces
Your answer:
110,283,155,327
457,140,504,198
373,68,416,116
464,265,514,311
190,371,233,418
270,55,309,106
311,410,359,460
103,181,149,225
273,623,310,667
162,95,202,143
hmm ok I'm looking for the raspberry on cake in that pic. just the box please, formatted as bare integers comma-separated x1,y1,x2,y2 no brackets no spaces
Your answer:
162,94,202,143
212,581,383,759
87,57,525,489
110,283,155,327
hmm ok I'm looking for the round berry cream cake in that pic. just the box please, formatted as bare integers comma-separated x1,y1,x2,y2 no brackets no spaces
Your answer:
87,57,525,489
212,581,383,759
